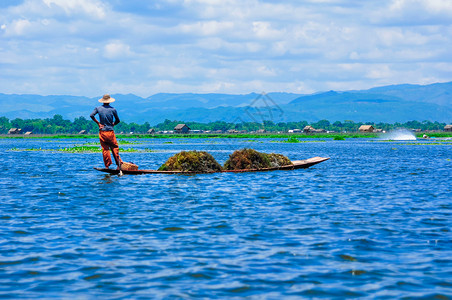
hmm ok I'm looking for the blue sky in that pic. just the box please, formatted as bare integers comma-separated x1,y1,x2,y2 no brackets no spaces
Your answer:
1,0,451,97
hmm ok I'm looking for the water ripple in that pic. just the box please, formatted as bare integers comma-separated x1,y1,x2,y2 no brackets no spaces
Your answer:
0,138,451,298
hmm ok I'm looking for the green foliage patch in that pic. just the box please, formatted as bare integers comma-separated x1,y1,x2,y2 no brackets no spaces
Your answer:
333,136,346,140
286,136,300,143
396,142,452,146
10,145,155,153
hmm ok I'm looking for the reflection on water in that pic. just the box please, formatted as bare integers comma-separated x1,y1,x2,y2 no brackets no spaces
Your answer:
99,174,116,184
0,138,451,298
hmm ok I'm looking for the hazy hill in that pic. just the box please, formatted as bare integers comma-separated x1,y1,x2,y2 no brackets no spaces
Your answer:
0,82,450,123
287,91,450,123
363,82,452,107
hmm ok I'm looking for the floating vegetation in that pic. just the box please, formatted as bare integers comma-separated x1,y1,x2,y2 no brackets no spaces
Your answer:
81,140,141,145
117,140,142,145
223,148,292,170
158,151,223,172
333,136,346,140
271,139,325,143
81,142,100,145
396,142,452,146
286,136,300,143
10,147,44,152
61,146,102,152
10,146,156,153
339,254,358,262
349,270,366,276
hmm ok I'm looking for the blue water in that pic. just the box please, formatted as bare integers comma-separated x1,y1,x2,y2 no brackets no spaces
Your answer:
1,138,451,299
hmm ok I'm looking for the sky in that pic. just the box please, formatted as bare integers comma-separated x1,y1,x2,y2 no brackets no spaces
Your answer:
1,0,452,97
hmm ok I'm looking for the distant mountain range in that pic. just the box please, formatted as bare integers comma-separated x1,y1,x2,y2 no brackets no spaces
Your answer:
1,82,451,124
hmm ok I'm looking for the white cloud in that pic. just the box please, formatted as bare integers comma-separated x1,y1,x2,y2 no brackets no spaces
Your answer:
179,21,235,36
7,19,32,36
42,0,107,19
390,0,452,14
373,0,452,25
103,42,132,59
252,21,283,40
0,0,451,96
365,65,393,79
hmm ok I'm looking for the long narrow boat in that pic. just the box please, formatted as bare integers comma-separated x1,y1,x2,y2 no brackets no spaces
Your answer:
94,156,329,175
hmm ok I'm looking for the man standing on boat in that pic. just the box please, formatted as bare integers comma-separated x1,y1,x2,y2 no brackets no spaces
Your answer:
90,94,122,169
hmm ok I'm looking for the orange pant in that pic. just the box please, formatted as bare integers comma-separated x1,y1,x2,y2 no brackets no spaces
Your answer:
99,130,122,168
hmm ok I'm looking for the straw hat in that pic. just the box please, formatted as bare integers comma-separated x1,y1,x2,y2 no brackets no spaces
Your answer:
98,94,115,103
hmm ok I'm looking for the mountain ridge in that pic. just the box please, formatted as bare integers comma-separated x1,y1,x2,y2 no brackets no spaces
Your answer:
0,82,451,123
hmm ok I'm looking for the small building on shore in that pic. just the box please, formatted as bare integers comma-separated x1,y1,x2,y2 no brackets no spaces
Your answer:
147,128,155,134
445,125,452,132
359,125,375,132
174,124,190,134
303,126,325,133
78,130,87,134
227,129,239,134
8,128,22,134
24,131,33,135
288,129,301,133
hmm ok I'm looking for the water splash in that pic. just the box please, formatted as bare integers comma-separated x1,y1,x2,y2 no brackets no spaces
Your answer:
381,129,416,140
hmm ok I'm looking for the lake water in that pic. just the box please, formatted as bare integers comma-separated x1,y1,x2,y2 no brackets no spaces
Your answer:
1,137,451,299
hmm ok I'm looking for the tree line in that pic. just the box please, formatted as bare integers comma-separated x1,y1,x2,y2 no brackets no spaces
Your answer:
0,115,448,134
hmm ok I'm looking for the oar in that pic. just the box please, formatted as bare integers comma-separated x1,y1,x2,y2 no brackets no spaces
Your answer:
114,152,123,176
119,161,123,176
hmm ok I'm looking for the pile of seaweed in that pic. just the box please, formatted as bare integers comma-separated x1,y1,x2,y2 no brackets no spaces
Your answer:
224,148,292,170
158,149,292,172
158,150,223,172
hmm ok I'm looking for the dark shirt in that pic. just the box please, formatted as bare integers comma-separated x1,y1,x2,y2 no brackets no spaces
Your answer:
90,104,120,131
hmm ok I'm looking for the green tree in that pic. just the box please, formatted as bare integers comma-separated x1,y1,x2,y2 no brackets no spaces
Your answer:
0,117,10,133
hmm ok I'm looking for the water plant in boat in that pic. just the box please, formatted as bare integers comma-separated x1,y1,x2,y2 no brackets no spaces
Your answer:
158,151,223,172
223,148,292,170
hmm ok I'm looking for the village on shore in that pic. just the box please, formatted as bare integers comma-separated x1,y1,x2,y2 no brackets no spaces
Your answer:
1,113,450,136
6,123,452,136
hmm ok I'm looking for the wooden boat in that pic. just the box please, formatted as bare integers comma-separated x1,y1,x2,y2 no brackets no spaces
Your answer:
94,156,329,175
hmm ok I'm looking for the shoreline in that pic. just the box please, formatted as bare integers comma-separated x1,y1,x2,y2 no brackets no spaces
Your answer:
1,132,451,139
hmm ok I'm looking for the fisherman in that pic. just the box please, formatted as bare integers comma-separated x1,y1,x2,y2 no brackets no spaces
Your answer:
90,94,122,169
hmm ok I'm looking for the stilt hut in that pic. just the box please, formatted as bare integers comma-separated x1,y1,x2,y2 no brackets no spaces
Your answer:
8,128,22,134
303,126,315,133
359,125,374,132
174,124,190,134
